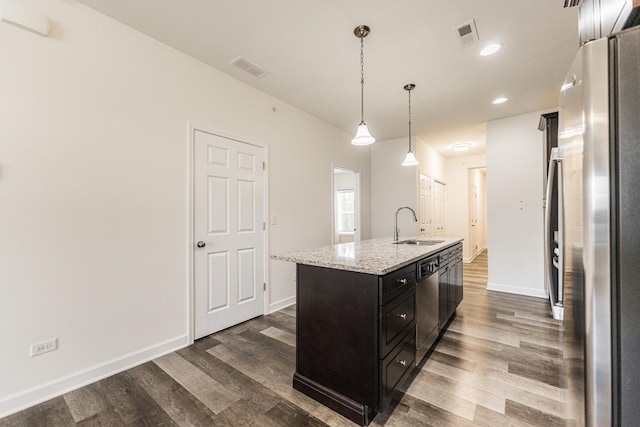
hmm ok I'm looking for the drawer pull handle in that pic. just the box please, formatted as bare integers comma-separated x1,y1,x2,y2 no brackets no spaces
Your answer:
398,278,408,285
397,360,407,367
397,313,408,320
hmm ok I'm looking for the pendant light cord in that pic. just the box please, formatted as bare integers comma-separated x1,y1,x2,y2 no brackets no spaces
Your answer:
360,36,365,124
408,87,412,151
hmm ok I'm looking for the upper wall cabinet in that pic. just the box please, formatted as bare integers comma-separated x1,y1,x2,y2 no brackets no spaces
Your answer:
578,0,636,45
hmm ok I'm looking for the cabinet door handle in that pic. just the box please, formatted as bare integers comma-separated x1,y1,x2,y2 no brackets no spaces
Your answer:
398,278,408,285
397,360,407,367
397,313,407,320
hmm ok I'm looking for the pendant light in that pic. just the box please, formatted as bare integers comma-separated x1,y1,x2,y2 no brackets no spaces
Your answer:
351,25,375,146
401,83,419,166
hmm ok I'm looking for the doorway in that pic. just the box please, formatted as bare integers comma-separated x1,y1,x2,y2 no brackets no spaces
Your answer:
192,128,267,340
433,180,447,238
332,166,361,244
468,167,487,261
418,172,433,238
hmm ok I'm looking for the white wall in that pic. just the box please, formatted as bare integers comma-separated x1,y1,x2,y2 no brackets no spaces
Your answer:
0,0,371,415
486,110,549,298
416,138,446,183
371,138,417,238
445,155,487,261
370,137,445,239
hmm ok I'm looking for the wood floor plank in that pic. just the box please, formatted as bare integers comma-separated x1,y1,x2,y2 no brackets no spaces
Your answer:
3,250,577,426
260,326,296,347
153,352,242,414
0,397,75,427
97,371,177,426
127,362,217,426
63,383,110,422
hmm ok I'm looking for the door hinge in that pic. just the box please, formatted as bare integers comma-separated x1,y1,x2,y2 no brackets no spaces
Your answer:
263,283,266,291
263,222,266,230
262,161,266,170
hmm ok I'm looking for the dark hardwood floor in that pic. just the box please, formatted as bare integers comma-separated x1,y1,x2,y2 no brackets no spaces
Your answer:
1,251,575,426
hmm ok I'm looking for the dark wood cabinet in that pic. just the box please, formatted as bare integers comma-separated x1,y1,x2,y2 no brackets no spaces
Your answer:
453,244,463,307
438,262,450,329
576,0,635,45
294,262,416,425
438,243,463,331
293,242,463,426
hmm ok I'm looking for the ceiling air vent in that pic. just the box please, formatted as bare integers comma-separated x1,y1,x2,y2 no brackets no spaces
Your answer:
454,19,479,46
230,56,268,78
563,0,581,7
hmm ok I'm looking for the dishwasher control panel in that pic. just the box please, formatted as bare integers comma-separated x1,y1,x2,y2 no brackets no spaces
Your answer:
419,256,439,277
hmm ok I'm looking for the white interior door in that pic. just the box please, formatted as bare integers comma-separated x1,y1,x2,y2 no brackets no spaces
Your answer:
194,130,265,339
434,181,447,238
419,173,432,238
469,183,478,258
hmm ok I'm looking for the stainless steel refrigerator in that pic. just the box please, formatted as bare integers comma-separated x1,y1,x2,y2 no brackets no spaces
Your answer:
545,25,640,426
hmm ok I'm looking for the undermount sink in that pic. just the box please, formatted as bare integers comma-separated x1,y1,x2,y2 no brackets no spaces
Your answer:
392,239,444,246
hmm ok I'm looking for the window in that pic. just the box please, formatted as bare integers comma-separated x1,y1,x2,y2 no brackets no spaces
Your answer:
336,189,355,233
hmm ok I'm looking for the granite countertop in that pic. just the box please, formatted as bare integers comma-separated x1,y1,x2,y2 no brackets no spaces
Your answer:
271,237,463,275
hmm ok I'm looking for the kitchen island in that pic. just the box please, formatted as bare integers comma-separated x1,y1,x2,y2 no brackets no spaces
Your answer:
272,237,463,425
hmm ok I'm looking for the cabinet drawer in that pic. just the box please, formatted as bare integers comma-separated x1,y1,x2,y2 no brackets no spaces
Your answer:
454,243,463,256
380,289,415,357
380,263,416,304
439,249,450,264
380,329,415,409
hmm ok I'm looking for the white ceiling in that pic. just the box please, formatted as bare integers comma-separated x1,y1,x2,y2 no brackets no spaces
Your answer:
76,0,579,157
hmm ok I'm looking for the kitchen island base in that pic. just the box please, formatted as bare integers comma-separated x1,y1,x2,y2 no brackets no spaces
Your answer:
274,238,463,426
294,262,417,426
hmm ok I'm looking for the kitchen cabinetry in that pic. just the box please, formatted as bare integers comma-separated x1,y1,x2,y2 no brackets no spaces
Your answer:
273,238,463,426
438,243,463,330
577,0,635,45
294,263,416,425
271,238,462,425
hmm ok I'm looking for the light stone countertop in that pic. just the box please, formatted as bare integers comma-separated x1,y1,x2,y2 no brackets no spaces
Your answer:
271,237,464,276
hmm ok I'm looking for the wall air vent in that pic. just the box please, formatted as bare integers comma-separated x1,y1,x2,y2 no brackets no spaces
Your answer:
454,19,479,46
563,0,581,7
229,56,268,78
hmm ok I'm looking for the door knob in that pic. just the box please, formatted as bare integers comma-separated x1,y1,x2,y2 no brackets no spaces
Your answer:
196,241,206,248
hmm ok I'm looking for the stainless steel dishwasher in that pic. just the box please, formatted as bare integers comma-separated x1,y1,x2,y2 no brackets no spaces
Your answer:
416,255,439,364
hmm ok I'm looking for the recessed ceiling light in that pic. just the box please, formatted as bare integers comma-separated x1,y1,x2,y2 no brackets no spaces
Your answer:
492,97,508,104
480,43,502,56
452,142,472,152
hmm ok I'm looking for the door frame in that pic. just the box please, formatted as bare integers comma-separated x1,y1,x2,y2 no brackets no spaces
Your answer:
331,164,361,244
418,170,433,238
187,122,269,344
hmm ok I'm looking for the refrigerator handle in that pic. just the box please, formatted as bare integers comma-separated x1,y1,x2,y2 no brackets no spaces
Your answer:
544,147,564,320
556,157,564,307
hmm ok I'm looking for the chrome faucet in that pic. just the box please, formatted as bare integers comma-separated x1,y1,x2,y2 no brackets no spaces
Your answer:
394,206,418,241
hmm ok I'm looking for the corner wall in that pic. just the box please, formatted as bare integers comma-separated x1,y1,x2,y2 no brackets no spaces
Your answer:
370,137,445,239
0,0,371,415
486,110,549,298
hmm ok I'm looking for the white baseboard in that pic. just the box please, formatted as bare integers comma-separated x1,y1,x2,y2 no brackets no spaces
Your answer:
486,282,548,299
0,334,189,418
463,247,486,263
268,295,296,314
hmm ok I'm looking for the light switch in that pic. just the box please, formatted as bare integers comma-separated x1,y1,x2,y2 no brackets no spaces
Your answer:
271,216,278,225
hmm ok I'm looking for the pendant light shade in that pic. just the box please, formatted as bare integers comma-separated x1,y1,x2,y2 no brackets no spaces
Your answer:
352,123,375,146
402,150,419,166
401,83,419,166
351,25,375,146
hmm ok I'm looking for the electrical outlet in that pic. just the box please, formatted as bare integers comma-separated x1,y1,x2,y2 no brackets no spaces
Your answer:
30,338,58,357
